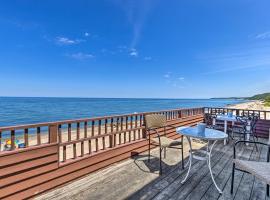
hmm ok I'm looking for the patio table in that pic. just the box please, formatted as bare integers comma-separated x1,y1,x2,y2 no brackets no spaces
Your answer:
177,126,228,194
215,114,251,144
215,114,237,145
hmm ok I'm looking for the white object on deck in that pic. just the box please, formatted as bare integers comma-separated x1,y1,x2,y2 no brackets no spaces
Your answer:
216,114,237,145
177,126,227,194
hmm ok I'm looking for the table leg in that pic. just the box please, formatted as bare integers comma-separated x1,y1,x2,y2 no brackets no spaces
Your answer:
224,120,227,145
246,122,251,146
181,136,192,184
208,140,223,194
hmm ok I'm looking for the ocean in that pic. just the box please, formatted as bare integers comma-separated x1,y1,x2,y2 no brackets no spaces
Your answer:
0,97,247,127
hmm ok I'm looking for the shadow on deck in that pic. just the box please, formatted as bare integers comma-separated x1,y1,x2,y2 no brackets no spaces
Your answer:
36,139,270,200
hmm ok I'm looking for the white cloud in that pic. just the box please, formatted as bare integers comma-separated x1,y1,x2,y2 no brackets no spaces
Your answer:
255,31,270,39
178,77,185,80
115,1,156,49
69,52,94,60
144,56,152,61
164,72,171,78
84,32,90,37
129,48,138,57
56,37,81,45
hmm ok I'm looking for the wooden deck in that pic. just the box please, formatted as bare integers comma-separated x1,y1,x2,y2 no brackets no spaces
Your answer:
36,138,270,200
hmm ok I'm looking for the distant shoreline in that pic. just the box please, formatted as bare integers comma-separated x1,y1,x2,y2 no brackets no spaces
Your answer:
227,100,270,111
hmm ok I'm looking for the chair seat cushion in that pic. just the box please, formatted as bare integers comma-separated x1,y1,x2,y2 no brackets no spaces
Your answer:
233,159,270,185
151,136,182,147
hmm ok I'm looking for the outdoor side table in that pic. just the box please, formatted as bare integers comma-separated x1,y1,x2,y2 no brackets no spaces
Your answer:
176,126,228,194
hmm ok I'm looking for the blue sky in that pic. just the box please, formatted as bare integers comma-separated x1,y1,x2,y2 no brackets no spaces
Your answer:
1,0,270,98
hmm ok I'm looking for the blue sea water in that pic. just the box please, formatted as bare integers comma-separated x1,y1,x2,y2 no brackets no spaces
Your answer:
0,97,247,127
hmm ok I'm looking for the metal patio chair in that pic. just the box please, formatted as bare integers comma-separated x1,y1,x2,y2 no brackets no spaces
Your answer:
231,137,270,196
204,113,224,130
145,114,184,175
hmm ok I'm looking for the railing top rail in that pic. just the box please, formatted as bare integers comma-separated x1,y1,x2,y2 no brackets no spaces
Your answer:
0,107,203,131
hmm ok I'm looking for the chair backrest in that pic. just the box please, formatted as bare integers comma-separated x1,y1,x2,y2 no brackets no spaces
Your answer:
145,114,166,129
204,113,213,126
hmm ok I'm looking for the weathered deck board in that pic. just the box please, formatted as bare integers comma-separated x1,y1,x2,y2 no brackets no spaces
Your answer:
35,139,269,200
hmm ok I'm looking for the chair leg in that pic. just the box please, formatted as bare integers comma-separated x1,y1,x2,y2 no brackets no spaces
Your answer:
148,139,151,162
252,134,259,152
164,147,166,159
267,184,269,196
231,163,235,194
181,136,184,169
159,146,163,175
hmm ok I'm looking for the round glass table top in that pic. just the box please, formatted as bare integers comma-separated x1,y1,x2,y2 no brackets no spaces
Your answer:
176,126,228,140
216,114,237,122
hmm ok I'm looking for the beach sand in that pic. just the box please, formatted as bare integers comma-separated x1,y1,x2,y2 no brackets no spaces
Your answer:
227,100,270,111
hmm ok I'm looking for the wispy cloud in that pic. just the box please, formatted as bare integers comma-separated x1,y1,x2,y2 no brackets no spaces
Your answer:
84,32,90,37
129,48,138,57
56,37,82,45
197,44,270,75
255,31,270,39
114,1,156,49
163,72,187,88
163,72,171,79
69,52,94,60
144,56,152,61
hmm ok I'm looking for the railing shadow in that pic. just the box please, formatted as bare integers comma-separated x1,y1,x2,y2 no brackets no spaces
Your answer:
131,154,171,174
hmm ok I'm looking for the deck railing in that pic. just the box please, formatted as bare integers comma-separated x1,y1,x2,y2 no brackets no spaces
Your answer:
204,107,270,120
0,107,204,199
204,107,270,138
1,107,270,199
0,108,203,153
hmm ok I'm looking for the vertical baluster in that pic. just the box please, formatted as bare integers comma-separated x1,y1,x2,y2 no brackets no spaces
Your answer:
73,143,77,159
117,117,121,145
124,129,127,143
77,122,80,140
105,119,108,134
110,118,114,147
0,131,1,151
58,125,62,143
93,120,98,152
138,129,141,139
96,138,99,152
129,130,131,142
140,115,143,127
91,120,95,137
121,117,124,130
133,130,136,141
11,130,15,150
102,137,105,150
63,145,66,162
126,116,128,129
98,120,101,135
88,140,92,154
24,128,29,147
130,116,133,129
135,115,138,128
113,118,116,146
37,127,41,145
135,115,138,139
81,141,84,157
68,123,71,141
84,121,88,138
264,111,267,120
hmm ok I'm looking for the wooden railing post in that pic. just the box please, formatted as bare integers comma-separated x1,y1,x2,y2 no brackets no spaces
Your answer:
142,114,147,138
49,124,58,143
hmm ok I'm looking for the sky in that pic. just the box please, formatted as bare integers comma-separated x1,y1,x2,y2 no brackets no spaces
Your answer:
0,0,270,98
